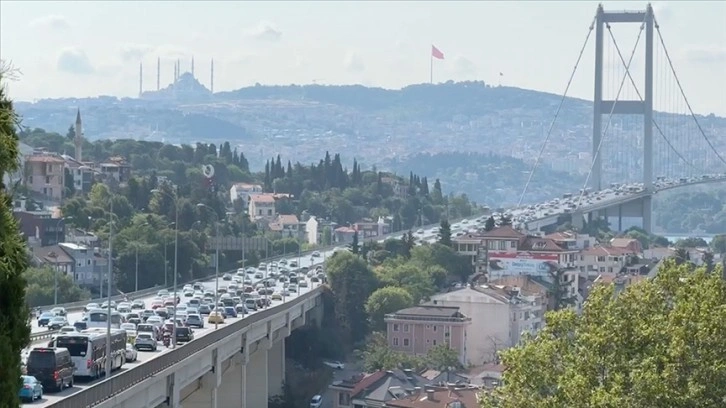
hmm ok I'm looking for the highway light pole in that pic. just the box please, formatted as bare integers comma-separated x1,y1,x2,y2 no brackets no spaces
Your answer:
152,189,179,348
105,200,114,378
197,203,220,330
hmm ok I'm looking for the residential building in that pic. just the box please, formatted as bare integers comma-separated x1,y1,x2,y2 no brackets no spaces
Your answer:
381,175,408,198
334,226,357,244
229,183,263,204
329,369,430,408
385,306,471,365
14,210,66,247
453,226,579,280
32,245,74,276
610,237,643,253
65,228,99,248
354,217,391,239
384,386,481,408
248,194,277,220
269,214,303,239
24,152,65,200
98,156,132,184
544,231,595,251
429,284,545,365
577,245,634,277
62,154,94,194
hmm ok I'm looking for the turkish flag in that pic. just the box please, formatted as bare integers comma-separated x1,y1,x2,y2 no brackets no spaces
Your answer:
431,45,444,60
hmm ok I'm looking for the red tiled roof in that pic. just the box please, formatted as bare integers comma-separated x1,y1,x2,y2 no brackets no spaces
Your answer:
27,155,65,163
580,246,632,256
480,225,525,239
385,387,480,408
250,194,276,203
351,371,387,396
520,237,566,252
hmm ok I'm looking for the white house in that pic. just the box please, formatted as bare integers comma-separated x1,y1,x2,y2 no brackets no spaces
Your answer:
306,216,319,244
230,183,263,204
428,284,545,366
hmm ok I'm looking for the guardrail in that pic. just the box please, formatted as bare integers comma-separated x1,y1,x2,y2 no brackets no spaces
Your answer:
36,212,483,311
46,286,324,408
30,330,58,342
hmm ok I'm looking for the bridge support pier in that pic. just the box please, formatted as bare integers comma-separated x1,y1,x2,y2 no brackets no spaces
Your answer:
268,338,285,398
618,204,623,232
572,211,584,232
642,195,652,234
245,341,269,407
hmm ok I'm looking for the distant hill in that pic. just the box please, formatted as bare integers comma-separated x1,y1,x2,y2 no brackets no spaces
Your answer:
13,81,726,180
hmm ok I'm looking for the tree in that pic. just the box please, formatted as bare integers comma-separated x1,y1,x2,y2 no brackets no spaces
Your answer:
674,247,689,265
703,251,715,274
711,234,726,255
326,251,378,347
485,216,496,231
362,332,424,372
547,268,577,311
499,214,513,226
481,260,726,408
349,231,360,255
426,344,463,371
675,237,709,248
24,267,90,306
0,66,31,408
365,287,414,331
438,218,452,247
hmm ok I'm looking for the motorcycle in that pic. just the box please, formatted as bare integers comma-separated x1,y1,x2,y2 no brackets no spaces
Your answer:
163,332,171,348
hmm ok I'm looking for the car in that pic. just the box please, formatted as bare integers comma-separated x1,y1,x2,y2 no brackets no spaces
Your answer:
120,322,137,332
310,394,323,408
73,320,88,331
58,325,77,334
175,327,194,343
37,312,55,327
299,280,309,288
134,332,158,351
234,304,249,315
84,303,100,312
48,316,68,330
50,307,67,316
125,343,138,362
137,323,161,341
223,273,233,281
19,375,43,402
244,299,258,311
312,251,321,257
197,304,212,315
208,311,225,324
185,314,204,328
132,300,146,309
323,360,345,370
223,307,238,318
26,347,75,391
271,293,283,301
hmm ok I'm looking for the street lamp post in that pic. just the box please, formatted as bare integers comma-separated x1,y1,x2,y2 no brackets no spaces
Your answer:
53,217,72,305
105,200,114,378
134,244,139,292
196,203,220,330
152,189,179,348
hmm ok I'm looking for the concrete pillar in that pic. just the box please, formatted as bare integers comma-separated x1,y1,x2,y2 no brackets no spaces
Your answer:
642,195,653,233
618,204,623,232
168,372,181,408
572,211,584,232
268,338,285,398
245,343,268,408
180,350,222,408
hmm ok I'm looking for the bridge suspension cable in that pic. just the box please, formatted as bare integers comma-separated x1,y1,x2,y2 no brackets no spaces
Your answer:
517,15,597,207
575,15,646,211
606,25,701,174
654,16,726,168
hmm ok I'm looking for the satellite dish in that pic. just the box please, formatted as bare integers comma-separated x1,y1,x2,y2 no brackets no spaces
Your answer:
202,164,215,178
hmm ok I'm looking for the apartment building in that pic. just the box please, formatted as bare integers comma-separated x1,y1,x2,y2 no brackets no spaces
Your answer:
385,306,471,365
249,194,277,220
577,245,635,277
229,182,263,204
24,152,65,200
14,210,66,247
98,156,132,184
32,243,105,288
62,154,94,194
429,284,545,365
269,214,304,239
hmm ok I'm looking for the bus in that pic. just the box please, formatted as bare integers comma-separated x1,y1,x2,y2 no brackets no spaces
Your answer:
86,308,123,329
51,329,127,378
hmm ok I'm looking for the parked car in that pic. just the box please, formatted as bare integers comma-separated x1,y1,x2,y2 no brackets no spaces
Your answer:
310,394,323,408
134,333,158,351
323,360,345,370
26,347,75,391
125,344,138,362
18,375,43,402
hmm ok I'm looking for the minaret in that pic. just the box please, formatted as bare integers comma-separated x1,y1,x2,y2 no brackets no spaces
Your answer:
191,56,195,78
139,62,143,98
74,109,83,162
156,57,160,91
210,59,214,94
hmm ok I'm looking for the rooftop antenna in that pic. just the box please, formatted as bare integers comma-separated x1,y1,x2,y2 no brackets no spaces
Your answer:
139,62,143,98
156,57,160,91
210,58,214,94
191,56,195,78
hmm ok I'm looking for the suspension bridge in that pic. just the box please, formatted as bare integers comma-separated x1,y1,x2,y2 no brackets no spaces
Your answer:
518,3,726,234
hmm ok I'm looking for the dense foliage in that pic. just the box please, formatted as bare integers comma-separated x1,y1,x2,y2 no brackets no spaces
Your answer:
481,260,726,408
362,332,462,372
0,68,30,408
25,267,90,306
653,187,726,233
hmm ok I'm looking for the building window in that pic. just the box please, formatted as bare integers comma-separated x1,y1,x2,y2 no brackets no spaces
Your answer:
596,256,606,262
29,176,33,184
433,340,437,346
426,325,430,329
433,325,438,332
393,324,399,332
403,324,409,332
499,241,506,250
510,241,516,248
393,337,399,346
338,392,350,406
403,338,409,346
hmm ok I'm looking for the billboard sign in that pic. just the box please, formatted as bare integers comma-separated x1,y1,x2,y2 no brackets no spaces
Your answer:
487,251,560,278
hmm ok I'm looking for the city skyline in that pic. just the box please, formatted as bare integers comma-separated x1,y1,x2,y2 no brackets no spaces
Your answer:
1,1,725,115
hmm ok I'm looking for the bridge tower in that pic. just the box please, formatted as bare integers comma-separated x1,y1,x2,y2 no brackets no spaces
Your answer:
592,3,655,192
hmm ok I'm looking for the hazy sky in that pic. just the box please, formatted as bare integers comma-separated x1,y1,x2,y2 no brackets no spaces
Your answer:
1,1,725,115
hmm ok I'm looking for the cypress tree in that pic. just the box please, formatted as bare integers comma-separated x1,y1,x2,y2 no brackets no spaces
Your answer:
0,68,31,408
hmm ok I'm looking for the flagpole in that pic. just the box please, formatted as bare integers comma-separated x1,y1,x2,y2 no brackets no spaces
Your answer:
430,55,433,84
